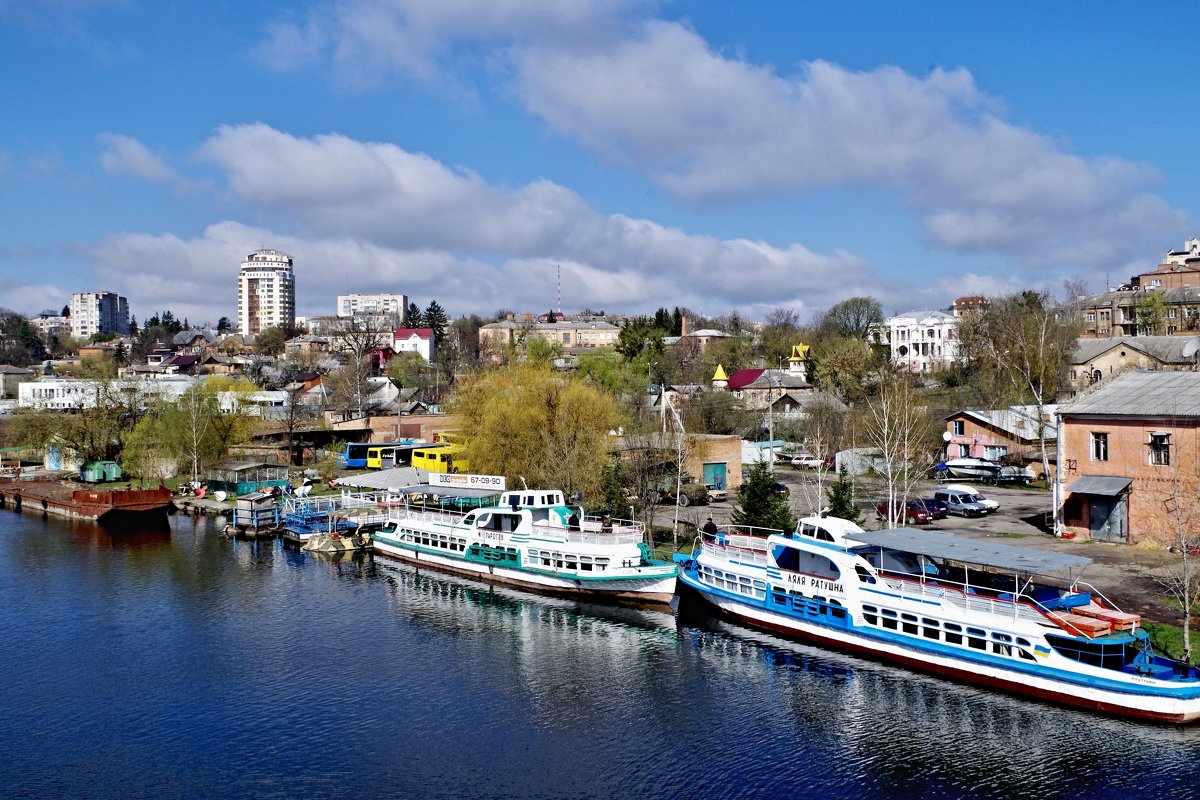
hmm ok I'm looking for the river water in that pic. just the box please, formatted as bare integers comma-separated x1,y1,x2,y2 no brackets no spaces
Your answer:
1,511,1198,799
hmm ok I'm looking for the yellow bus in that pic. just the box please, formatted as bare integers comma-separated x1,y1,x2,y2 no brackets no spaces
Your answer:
411,442,469,474
365,442,423,469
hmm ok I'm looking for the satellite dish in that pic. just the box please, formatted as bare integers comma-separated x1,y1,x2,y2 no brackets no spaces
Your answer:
1183,337,1200,359
942,431,953,442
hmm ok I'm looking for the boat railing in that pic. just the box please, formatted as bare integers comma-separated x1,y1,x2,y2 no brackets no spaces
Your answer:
284,490,395,516
385,506,464,528
878,572,1056,627
698,529,771,566
533,520,644,545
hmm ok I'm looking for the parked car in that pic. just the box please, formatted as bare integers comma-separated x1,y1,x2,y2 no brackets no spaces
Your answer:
921,497,949,520
790,453,823,469
705,483,729,502
771,482,790,498
932,488,989,518
943,484,1000,512
822,456,837,470
875,499,931,525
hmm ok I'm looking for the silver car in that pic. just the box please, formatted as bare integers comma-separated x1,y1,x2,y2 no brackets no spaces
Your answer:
933,488,989,518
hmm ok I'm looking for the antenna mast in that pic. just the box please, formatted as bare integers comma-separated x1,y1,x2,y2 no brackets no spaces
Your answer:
557,264,562,315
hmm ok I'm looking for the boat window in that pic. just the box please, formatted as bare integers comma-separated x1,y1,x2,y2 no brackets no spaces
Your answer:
595,558,608,571
854,565,876,584
901,613,918,622
991,633,1012,643
1015,637,1031,647
771,545,840,580
992,643,1012,657
968,631,987,650
922,620,939,640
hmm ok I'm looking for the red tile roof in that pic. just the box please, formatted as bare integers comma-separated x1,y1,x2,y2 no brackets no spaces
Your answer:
725,368,765,389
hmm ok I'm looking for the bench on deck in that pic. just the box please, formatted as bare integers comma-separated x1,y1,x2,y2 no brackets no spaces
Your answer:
1049,611,1113,638
1071,602,1141,631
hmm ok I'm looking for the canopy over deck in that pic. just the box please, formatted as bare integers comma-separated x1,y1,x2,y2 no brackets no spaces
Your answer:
846,528,1092,574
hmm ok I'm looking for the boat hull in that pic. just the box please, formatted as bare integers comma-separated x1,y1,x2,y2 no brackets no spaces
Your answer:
0,480,172,522
679,573,1200,724
373,535,676,606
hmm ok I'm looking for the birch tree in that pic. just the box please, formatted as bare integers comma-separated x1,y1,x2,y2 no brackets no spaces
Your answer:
861,368,936,528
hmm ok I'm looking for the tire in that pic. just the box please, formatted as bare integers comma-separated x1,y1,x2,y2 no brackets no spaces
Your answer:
678,493,691,508
906,513,916,525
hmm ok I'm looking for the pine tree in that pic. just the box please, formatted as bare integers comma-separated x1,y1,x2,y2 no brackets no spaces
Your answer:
731,460,795,532
424,300,448,339
825,466,864,524
406,302,424,328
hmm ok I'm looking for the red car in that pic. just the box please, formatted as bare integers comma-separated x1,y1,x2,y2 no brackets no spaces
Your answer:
874,499,932,525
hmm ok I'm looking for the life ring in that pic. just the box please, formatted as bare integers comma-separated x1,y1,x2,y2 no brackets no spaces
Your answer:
331,533,340,540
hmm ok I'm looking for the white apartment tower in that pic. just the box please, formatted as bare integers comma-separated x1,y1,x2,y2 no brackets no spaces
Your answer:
238,249,295,335
70,292,129,340
337,293,408,319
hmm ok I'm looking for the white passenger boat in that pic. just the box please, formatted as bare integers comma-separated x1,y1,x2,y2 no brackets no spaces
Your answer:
372,489,677,605
677,520,1200,723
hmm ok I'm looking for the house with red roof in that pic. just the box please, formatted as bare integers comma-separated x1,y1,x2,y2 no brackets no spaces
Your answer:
393,327,435,361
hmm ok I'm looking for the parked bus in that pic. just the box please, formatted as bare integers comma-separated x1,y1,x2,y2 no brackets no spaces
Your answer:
411,441,469,474
366,442,425,469
340,440,417,469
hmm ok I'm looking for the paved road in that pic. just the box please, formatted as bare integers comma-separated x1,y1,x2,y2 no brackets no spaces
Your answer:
665,466,1182,626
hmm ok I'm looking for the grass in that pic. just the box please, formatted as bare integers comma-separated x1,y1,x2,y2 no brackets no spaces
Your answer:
1142,621,1198,665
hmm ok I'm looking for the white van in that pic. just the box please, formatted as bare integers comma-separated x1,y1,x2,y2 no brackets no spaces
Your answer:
943,484,999,512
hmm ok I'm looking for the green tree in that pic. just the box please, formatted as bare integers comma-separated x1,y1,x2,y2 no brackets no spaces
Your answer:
254,325,288,356
387,351,431,395
449,362,622,502
825,467,864,525
615,317,667,360
1135,292,1168,336
731,460,795,532
405,302,424,328
423,300,449,340
217,316,233,334
124,381,254,481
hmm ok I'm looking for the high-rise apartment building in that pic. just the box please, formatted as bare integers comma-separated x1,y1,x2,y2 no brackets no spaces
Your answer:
336,293,407,319
70,292,130,340
237,249,295,335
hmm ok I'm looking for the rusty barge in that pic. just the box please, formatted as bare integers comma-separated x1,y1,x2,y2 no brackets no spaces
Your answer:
0,479,173,522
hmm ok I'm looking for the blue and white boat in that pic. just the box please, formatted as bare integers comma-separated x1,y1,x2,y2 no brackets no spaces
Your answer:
372,489,677,605
677,519,1200,723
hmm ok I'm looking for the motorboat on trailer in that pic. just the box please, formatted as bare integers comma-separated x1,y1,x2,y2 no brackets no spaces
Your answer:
677,520,1200,723
372,488,678,605
938,457,1002,481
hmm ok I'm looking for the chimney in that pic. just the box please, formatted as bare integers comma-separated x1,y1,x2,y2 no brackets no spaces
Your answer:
680,315,689,337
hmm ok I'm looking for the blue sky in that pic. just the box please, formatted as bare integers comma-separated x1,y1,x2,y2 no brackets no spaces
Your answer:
1,1,1197,326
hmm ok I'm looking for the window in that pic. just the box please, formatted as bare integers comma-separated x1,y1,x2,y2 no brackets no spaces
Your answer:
952,420,965,436
983,445,1007,460
958,444,970,457
1091,432,1108,462
1151,433,1171,466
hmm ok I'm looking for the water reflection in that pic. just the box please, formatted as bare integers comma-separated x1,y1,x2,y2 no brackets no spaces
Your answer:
2,511,1199,800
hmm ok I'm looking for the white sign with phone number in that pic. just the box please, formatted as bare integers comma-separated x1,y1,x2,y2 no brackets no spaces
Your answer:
429,473,507,491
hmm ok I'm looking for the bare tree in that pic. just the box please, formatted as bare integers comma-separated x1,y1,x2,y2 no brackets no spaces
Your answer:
861,368,937,528
957,290,1081,480
326,316,393,417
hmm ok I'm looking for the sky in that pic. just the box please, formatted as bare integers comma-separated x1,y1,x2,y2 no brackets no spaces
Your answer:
2,1,1199,327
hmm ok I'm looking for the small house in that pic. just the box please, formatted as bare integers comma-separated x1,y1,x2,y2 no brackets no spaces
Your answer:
206,461,289,496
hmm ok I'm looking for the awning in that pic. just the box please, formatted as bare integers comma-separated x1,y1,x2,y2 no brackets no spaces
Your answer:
1067,475,1132,497
845,528,1092,574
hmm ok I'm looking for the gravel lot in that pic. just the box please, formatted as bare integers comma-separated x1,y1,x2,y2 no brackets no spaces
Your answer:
665,466,1182,626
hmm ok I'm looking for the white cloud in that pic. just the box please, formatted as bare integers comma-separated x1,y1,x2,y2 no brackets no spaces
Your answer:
189,124,878,319
97,133,176,181
262,3,1189,273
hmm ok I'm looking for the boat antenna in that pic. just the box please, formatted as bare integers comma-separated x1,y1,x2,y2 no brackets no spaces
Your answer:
519,476,528,489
